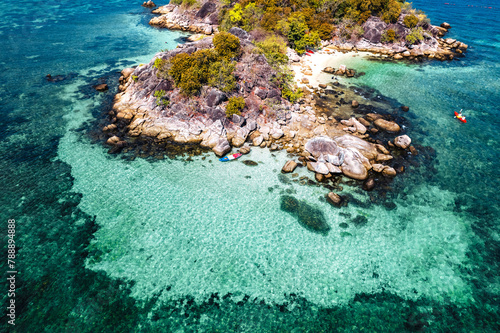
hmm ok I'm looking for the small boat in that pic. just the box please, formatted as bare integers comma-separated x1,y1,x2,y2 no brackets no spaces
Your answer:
454,111,467,123
306,49,314,54
219,153,242,162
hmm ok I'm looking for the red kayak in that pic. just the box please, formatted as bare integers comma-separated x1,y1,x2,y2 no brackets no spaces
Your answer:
454,111,467,123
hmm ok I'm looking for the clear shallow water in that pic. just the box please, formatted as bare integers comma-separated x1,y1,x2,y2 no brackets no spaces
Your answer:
1,0,499,332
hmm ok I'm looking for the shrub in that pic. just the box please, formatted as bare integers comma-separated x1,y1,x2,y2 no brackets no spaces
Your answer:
208,59,237,93
405,27,424,44
213,32,241,59
282,86,303,103
228,3,243,23
171,0,197,7
226,96,245,117
153,89,169,107
381,28,397,43
153,58,169,78
255,35,289,67
403,14,418,28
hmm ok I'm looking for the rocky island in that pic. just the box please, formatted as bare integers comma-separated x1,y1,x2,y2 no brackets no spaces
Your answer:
104,0,464,201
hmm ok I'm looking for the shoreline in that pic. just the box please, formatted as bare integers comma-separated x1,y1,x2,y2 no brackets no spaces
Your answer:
100,1,464,202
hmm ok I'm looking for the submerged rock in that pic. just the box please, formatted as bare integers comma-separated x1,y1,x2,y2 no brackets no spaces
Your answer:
280,195,330,235
242,160,258,166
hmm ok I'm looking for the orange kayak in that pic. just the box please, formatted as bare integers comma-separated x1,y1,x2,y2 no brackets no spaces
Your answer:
454,111,467,123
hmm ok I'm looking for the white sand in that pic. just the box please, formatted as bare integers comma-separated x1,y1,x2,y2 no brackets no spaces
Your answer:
292,49,374,88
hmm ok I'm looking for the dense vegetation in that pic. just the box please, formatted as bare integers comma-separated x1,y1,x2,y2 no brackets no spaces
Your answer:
154,32,240,96
150,0,433,114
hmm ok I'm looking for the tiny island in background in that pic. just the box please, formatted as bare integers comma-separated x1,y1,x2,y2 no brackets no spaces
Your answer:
101,0,466,220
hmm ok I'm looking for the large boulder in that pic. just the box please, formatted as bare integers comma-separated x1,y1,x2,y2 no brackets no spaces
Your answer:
333,134,378,160
341,117,366,134
340,148,370,180
206,88,227,107
362,17,388,43
394,135,412,149
213,138,231,156
374,119,401,132
304,136,340,159
195,1,216,18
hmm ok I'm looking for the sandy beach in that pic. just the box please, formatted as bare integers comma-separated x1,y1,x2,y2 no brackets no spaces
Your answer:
292,49,374,88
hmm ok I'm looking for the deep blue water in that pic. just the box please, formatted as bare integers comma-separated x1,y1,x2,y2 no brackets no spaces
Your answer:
1,0,499,331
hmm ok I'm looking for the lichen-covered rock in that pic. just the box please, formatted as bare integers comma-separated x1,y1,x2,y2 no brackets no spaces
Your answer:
305,136,340,158
362,17,388,43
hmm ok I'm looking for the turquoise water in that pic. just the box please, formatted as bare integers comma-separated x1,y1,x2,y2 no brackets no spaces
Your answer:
1,0,499,331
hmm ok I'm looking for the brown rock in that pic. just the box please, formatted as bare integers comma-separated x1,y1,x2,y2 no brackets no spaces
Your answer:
95,83,108,92
315,173,325,182
282,160,298,173
319,83,327,89
376,154,393,162
441,22,451,29
366,113,383,122
394,135,411,149
326,192,343,207
351,100,359,108
374,119,400,132
363,178,375,191
106,136,120,145
358,118,371,127
372,164,385,173
382,167,397,177
401,106,409,112
375,144,390,155
409,146,418,155
323,67,335,74
239,145,251,154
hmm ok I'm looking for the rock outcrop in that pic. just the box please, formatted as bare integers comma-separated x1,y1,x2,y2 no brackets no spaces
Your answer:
149,1,220,35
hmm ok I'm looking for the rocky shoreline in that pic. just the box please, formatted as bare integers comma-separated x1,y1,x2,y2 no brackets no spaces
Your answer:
106,32,423,199
101,2,462,204
147,2,467,61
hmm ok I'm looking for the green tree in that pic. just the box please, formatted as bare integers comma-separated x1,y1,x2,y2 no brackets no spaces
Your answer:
381,0,401,23
213,32,241,59
242,3,264,31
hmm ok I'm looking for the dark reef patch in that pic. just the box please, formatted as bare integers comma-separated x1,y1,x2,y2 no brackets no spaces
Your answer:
280,195,330,235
